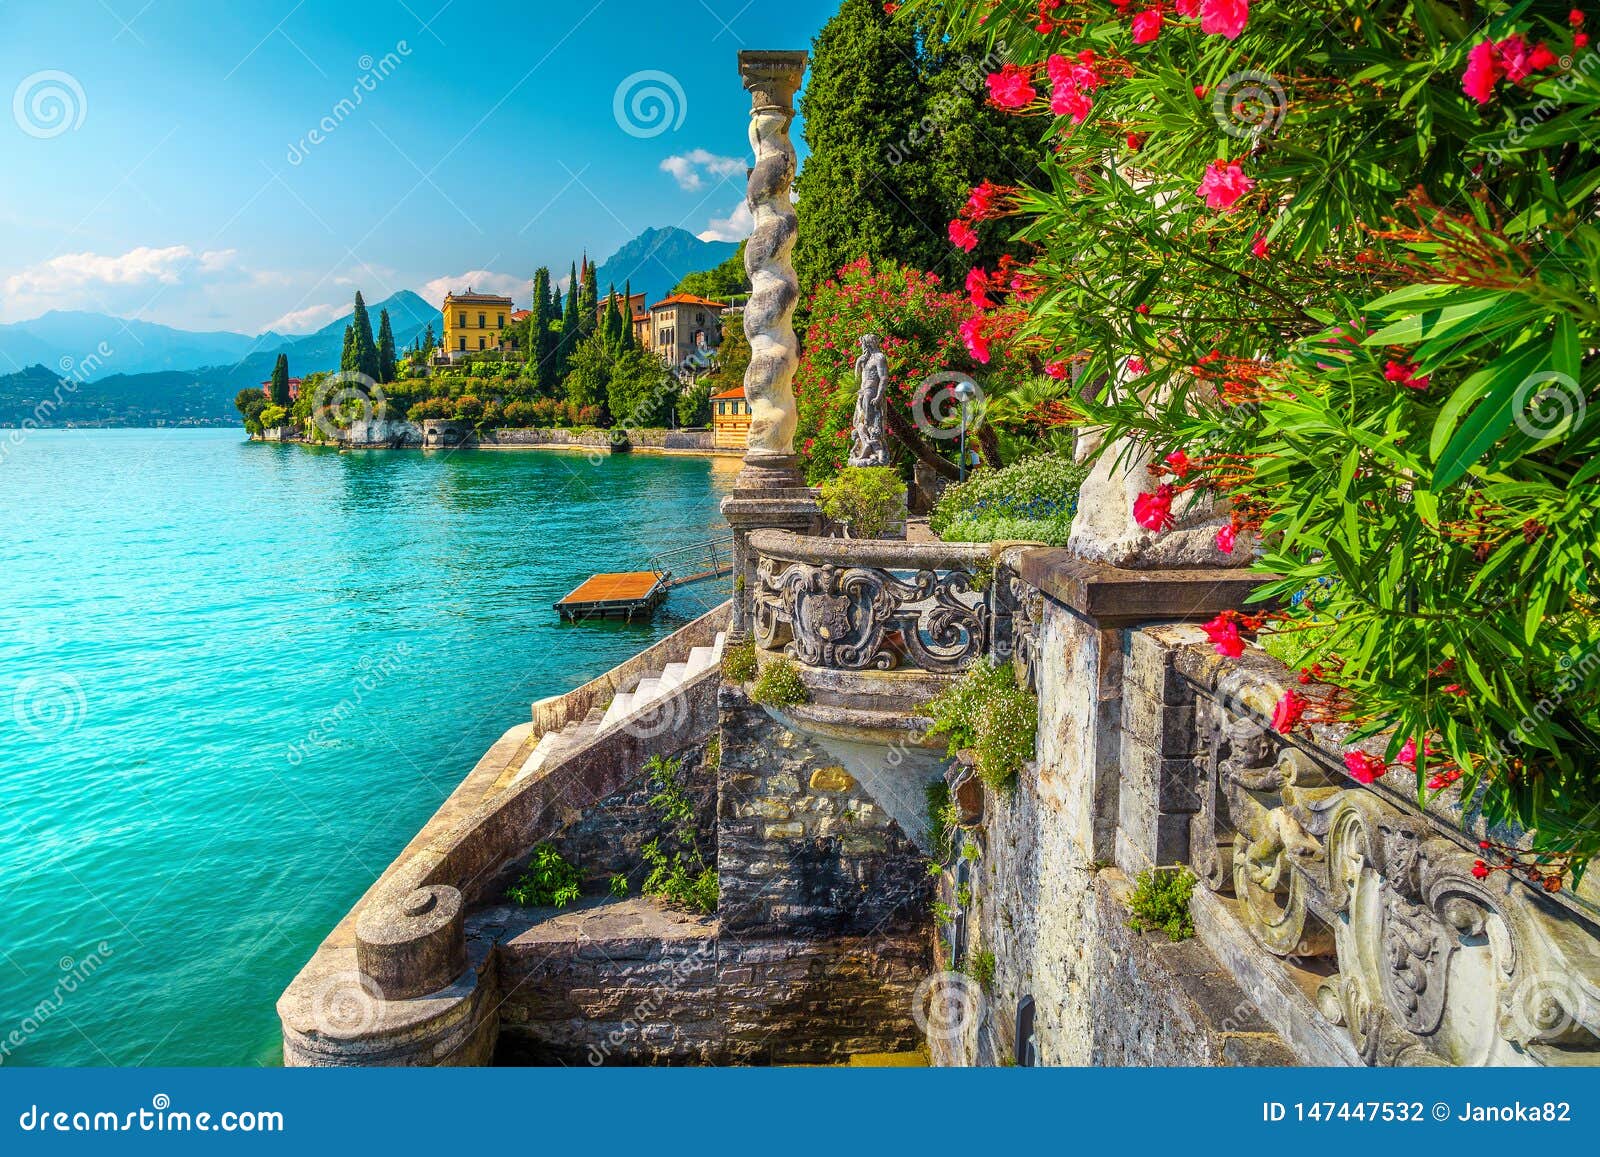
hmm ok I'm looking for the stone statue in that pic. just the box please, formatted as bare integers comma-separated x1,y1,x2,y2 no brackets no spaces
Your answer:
848,334,889,468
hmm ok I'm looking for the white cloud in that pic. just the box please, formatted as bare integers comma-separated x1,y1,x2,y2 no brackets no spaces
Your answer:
0,245,248,322
661,149,746,192
697,201,754,243
418,270,532,308
263,302,351,335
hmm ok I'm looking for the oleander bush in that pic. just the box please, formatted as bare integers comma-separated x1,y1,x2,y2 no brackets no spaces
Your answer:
818,466,908,538
904,0,1600,880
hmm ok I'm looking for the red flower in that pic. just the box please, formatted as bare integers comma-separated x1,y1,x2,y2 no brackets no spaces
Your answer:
1127,356,1147,375
1383,359,1430,390
1175,0,1201,13
1044,359,1069,380
1471,859,1490,880
1343,750,1387,785
1578,32,1591,46
987,65,1037,109
1135,303,1150,315
948,218,979,252
1250,233,1269,259
1463,39,1503,103
1133,483,1176,532
1270,689,1307,733
1199,0,1249,39
1052,86,1093,123
1193,83,1207,98
965,267,993,309
1201,613,1244,657
1164,449,1193,476
1572,8,1586,25
1215,524,1236,553
959,316,991,363
1132,7,1164,43
1126,131,1144,150
1197,160,1255,210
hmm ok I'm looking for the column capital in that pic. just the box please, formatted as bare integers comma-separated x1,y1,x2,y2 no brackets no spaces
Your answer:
737,50,807,112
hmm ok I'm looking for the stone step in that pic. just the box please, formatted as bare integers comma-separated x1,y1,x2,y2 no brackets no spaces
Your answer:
599,690,636,730
631,676,664,701
685,645,717,675
659,661,689,689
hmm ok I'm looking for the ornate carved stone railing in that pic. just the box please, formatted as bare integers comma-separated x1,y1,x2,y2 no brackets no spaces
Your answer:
748,529,992,674
1177,639,1600,1067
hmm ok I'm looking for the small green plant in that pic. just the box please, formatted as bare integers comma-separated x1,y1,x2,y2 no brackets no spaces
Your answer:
750,657,809,708
932,900,959,926
722,637,758,683
817,466,907,539
704,734,721,771
609,873,630,899
966,949,997,991
506,842,582,908
925,780,959,865
1125,867,1198,942
930,453,1086,544
955,883,973,909
923,661,1037,790
639,755,718,915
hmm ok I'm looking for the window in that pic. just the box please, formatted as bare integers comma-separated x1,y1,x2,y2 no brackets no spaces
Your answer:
457,313,465,327
457,337,465,351
696,311,705,325
1015,996,1037,1067
477,313,485,329
497,314,504,329
478,336,486,350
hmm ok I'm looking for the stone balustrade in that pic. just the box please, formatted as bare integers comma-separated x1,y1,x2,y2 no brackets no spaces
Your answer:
747,529,993,675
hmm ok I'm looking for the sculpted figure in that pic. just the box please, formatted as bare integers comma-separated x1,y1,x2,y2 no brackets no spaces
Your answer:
848,334,889,468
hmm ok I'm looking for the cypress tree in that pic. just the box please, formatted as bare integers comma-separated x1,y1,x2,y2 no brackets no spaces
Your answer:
423,323,435,354
603,283,625,350
269,353,291,406
579,261,599,338
376,308,397,383
530,267,555,392
349,292,380,382
620,280,636,350
559,262,581,378
340,323,356,373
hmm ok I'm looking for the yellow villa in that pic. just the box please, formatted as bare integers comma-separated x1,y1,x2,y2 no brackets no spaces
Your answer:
442,290,514,357
710,384,751,450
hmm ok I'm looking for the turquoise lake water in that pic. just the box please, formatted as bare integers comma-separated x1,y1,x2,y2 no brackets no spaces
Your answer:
0,429,735,1066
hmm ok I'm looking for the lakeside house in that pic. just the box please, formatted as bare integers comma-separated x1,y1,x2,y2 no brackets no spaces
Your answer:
258,376,302,400
598,291,651,347
649,293,726,368
442,290,514,358
710,383,750,449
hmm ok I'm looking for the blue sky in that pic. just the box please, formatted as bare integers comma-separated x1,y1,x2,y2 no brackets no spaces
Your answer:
0,0,834,334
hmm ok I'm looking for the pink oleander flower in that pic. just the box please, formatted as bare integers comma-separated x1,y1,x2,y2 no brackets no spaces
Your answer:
1132,7,1163,43
1250,233,1270,259
965,267,992,309
1133,483,1176,532
959,316,991,363
1383,359,1430,390
1201,613,1244,657
1197,160,1255,210
1215,524,1236,553
948,218,979,252
1270,689,1307,733
1343,750,1387,785
987,64,1037,109
1052,86,1093,123
1127,356,1147,375
1164,449,1193,477
1176,0,1201,14
1463,39,1503,103
1044,359,1069,380
1200,0,1249,39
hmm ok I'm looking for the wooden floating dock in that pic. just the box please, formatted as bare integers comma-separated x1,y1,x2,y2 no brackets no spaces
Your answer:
555,570,670,621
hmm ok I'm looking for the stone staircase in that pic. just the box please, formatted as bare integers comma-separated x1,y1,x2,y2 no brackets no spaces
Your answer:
512,631,725,784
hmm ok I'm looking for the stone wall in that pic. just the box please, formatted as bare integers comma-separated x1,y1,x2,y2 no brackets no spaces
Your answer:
480,427,719,452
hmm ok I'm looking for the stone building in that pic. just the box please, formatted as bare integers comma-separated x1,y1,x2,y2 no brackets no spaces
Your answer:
649,293,725,368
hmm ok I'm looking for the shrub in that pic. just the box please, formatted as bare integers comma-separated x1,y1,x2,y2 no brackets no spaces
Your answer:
1125,868,1197,943
454,394,484,421
930,454,1086,539
503,399,539,427
750,657,809,708
966,948,996,990
721,637,758,684
926,780,959,865
818,466,907,539
608,873,629,899
639,755,717,915
259,404,288,428
924,660,1037,790
407,396,453,421
506,842,581,908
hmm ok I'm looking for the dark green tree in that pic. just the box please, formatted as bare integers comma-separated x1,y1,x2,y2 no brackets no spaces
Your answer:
376,309,397,383
529,267,556,393
559,262,582,376
268,352,292,407
348,292,380,382
579,259,599,338
339,324,356,373
602,283,625,350
675,241,751,299
422,323,435,355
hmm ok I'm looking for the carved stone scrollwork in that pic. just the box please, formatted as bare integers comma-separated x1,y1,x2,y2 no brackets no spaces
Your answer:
1000,572,1043,694
1190,686,1600,1065
746,531,993,674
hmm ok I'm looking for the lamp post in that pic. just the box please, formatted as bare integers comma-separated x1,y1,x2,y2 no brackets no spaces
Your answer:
955,378,979,482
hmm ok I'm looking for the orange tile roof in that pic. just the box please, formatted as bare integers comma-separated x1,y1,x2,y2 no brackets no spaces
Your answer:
511,309,532,322
710,384,746,400
649,293,727,311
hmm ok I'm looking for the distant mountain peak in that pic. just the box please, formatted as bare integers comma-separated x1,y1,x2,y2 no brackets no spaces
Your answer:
593,227,738,306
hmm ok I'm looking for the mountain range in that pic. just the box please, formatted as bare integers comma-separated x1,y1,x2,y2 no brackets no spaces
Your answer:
0,227,738,426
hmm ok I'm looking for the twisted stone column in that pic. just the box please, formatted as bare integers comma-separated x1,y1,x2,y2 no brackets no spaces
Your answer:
735,50,806,488
722,50,818,638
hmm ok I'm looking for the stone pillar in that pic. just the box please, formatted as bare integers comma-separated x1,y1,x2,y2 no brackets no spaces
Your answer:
721,50,819,637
